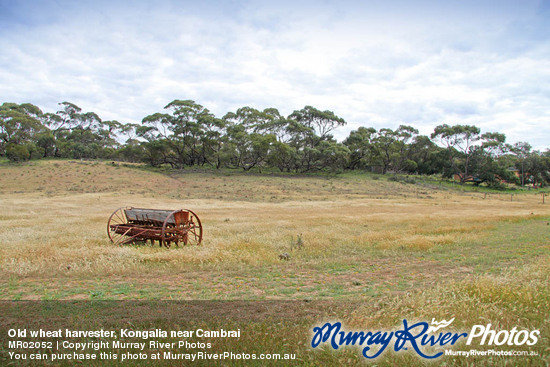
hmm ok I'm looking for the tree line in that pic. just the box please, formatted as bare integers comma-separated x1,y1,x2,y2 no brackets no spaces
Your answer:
1,100,549,187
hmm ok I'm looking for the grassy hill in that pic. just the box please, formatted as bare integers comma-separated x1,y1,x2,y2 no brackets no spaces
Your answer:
0,160,183,196
0,159,532,200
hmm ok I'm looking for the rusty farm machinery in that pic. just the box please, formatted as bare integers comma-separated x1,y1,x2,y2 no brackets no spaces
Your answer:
107,207,203,247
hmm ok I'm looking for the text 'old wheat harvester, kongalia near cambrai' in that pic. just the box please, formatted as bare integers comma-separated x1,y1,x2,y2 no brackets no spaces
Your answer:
107,207,203,247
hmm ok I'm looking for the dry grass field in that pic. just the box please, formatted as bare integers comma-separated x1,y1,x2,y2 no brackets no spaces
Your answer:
1,159,549,365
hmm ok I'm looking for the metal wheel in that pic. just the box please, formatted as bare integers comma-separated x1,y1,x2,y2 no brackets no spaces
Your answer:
161,209,203,247
107,207,132,245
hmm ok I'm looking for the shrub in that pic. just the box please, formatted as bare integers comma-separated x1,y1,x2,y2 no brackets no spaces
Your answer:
6,144,30,162
388,175,416,184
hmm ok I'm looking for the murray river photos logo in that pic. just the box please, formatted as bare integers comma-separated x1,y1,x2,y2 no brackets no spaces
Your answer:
311,318,540,359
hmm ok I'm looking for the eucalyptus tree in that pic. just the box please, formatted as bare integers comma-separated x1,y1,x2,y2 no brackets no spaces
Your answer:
267,140,296,172
142,100,219,168
431,124,482,182
343,127,377,170
288,106,346,142
134,124,174,167
431,124,514,184
223,107,269,133
76,111,103,131
222,108,278,170
44,102,117,158
0,102,45,160
392,125,419,173
41,102,79,157
35,132,56,157
99,120,124,149
467,132,512,186
256,108,290,142
316,140,351,172
408,135,445,175
119,123,141,144
370,128,397,174
223,106,288,136
524,150,550,187
0,102,44,144
284,106,347,172
45,102,81,134
369,125,418,174
510,142,532,186
116,122,146,163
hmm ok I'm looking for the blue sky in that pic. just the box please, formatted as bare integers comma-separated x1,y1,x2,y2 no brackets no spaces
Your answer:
1,0,549,149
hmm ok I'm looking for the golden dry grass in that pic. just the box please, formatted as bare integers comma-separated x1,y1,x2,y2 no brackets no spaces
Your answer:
0,159,548,295
0,191,544,276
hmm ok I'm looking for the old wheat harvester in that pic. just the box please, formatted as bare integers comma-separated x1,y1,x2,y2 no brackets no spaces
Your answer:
107,207,203,247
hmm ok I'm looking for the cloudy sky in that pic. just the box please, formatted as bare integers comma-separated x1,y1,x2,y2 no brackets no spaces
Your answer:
1,0,549,149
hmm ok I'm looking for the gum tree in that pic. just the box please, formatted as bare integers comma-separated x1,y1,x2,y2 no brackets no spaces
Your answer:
431,124,481,182
0,102,45,159
343,127,377,170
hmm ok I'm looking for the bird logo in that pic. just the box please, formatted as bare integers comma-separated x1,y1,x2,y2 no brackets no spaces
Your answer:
427,317,455,333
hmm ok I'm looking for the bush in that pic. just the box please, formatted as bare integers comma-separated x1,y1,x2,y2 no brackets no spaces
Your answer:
6,144,30,162
388,175,416,184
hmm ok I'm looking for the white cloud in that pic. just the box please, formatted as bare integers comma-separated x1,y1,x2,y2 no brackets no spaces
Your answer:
0,0,548,150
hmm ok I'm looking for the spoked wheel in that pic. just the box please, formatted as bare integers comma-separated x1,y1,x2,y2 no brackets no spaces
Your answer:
107,207,133,246
161,209,203,247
